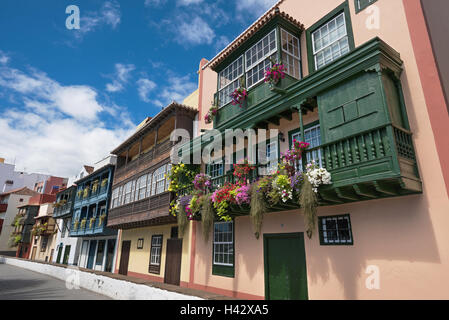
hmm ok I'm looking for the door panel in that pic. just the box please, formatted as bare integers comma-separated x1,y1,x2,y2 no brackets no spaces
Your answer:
264,233,308,300
56,245,63,264
63,245,71,265
86,240,97,269
164,239,182,286
118,241,131,276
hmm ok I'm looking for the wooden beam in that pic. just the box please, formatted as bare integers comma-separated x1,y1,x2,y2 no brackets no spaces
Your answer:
335,187,360,201
279,110,292,121
373,181,399,196
353,184,378,199
319,190,344,204
266,116,280,126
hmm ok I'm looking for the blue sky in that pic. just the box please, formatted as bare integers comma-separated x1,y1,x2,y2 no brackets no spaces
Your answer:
0,0,277,178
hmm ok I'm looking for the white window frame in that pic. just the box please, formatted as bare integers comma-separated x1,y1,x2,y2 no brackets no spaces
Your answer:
213,221,234,267
321,215,353,244
146,173,153,198
124,181,132,204
291,124,323,168
152,165,166,196
280,28,301,80
312,12,349,70
218,55,244,108
165,164,171,191
138,174,147,200
245,29,278,89
149,235,163,266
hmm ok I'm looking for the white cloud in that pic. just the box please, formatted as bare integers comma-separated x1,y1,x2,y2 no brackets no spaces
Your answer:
0,51,9,65
74,1,121,40
105,63,135,93
176,17,215,45
137,78,157,102
156,74,197,106
215,35,230,53
177,0,204,6
144,0,166,7
237,0,278,18
0,64,135,177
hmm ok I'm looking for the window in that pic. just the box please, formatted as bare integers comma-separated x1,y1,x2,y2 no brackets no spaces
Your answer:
149,235,163,274
355,0,378,13
319,214,353,245
111,187,118,208
118,185,124,207
124,181,132,204
213,221,234,267
137,174,147,200
312,12,349,70
41,236,49,252
245,29,277,88
291,123,324,168
218,56,244,107
95,240,105,266
165,164,171,191
146,173,153,198
137,238,144,249
281,28,301,79
130,180,136,203
259,140,278,175
152,165,166,196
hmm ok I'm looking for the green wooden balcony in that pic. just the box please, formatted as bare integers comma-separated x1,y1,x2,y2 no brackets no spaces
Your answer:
180,37,422,207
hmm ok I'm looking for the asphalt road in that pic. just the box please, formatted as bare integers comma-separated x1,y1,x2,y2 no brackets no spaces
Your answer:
0,263,110,300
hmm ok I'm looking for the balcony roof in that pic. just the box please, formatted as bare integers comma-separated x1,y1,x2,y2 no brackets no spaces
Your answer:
110,102,198,155
204,2,304,71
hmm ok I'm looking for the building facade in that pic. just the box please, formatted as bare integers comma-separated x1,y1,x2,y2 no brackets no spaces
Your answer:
0,158,51,194
52,185,82,265
29,201,57,262
108,102,197,286
0,187,39,255
70,156,117,272
173,0,449,300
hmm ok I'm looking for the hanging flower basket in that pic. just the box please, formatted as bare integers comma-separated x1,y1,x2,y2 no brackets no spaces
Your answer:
265,62,286,87
204,104,218,125
230,87,248,108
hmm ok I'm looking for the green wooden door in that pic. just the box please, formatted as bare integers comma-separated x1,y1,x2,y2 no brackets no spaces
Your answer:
56,245,63,264
63,245,71,265
264,233,308,300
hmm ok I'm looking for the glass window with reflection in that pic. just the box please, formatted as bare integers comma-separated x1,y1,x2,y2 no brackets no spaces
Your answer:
218,56,244,107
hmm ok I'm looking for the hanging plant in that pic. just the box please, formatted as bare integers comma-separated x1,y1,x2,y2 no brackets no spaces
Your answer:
230,87,248,108
299,176,318,239
192,173,212,193
98,213,107,226
204,101,219,124
89,217,96,229
73,219,80,230
201,194,214,241
264,60,286,86
77,189,83,198
80,218,87,229
168,164,200,195
101,178,108,187
211,183,235,222
177,196,190,238
233,159,255,184
83,187,89,198
92,180,99,193
250,183,268,239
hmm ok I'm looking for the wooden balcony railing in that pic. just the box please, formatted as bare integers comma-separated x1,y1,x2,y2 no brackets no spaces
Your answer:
114,139,174,183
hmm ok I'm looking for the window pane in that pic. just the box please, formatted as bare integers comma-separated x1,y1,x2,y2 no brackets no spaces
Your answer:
312,12,349,70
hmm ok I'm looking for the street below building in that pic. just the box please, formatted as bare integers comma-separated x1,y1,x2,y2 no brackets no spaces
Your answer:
0,263,110,300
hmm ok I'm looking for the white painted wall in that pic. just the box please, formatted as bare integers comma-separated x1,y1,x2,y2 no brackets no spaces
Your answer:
0,162,50,193
0,256,202,300
0,194,33,251
52,219,82,265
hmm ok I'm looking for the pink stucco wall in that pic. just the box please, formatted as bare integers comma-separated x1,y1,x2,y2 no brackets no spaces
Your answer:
190,0,449,299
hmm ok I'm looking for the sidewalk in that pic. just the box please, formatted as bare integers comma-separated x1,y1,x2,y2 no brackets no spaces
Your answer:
0,255,235,300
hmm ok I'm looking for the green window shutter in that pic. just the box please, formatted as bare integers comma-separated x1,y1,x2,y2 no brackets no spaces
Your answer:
355,0,378,13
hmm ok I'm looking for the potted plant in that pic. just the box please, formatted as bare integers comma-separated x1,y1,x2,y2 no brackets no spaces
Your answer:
83,187,89,198
89,217,96,229
230,78,248,108
80,218,87,229
92,180,99,193
264,60,286,90
101,178,108,188
204,101,219,124
73,219,80,230
98,213,107,226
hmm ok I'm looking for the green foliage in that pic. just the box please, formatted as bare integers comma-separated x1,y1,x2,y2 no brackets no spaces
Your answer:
168,163,200,194
177,203,188,238
299,177,318,239
250,184,268,239
201,194,214,242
